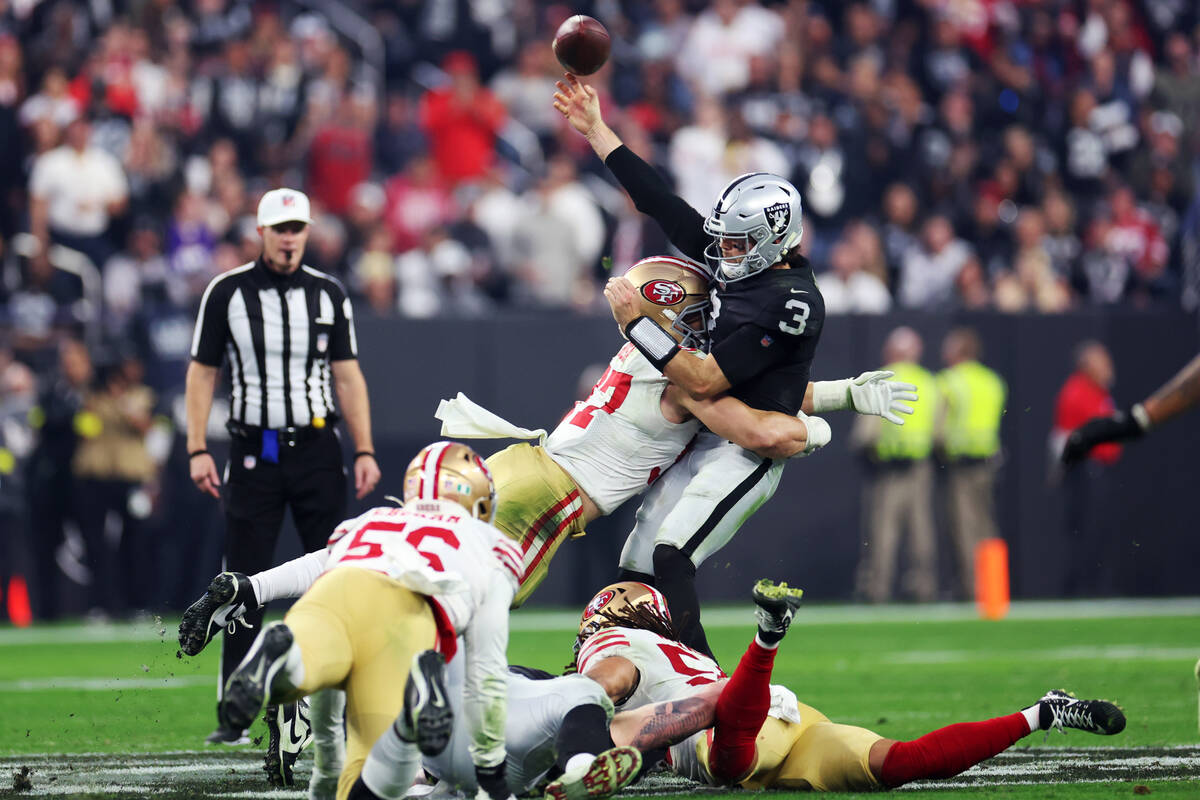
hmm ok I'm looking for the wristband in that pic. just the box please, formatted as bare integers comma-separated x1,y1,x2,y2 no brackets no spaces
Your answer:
810,379,852,413
1130,403,1151,433
188,449,210,459
624,316,680,372
354,451,375,460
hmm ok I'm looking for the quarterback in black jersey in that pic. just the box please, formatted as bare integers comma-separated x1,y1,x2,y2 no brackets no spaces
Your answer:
555,75,915,657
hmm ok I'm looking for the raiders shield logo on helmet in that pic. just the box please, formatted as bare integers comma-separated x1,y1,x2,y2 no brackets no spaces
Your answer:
640,279,686,306
765,201,791,235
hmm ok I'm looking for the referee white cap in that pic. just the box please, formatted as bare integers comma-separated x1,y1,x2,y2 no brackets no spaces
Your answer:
257,188,314,227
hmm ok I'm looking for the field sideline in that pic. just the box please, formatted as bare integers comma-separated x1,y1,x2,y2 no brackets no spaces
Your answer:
3,599,1199,799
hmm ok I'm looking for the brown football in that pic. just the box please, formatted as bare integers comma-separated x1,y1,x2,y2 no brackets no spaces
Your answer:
552,15,611,76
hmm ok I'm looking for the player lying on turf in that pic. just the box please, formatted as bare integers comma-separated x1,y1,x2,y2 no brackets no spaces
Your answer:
438,255,915,607
215,442,522,800
348,653,643,800
584,582,1128,792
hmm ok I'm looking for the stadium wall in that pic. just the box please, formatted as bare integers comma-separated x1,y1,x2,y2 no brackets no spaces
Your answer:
341,310,1200,604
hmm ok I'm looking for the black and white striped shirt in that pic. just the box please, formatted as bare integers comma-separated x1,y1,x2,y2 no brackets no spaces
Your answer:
190,258,357,428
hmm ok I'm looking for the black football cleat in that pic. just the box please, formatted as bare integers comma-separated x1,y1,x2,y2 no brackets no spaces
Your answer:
179,571,257,656
1037,689,1126,738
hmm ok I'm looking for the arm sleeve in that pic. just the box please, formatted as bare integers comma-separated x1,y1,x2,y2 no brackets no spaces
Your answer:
190,277,228,367
463,571,514,768
603,146,710,262
249,550,329,603
710,323,794,388
328,284,358,360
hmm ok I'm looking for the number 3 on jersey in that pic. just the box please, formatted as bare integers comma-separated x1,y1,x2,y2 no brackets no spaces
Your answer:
779,298,810,335
569,365,634,428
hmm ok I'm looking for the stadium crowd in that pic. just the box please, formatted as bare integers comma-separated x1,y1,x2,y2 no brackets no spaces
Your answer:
0,0,1198,620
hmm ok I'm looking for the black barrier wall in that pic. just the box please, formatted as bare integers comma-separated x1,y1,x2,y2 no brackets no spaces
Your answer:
348,310,1200,606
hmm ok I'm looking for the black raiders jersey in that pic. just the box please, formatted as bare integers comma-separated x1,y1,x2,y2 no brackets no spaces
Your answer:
708,266,825,415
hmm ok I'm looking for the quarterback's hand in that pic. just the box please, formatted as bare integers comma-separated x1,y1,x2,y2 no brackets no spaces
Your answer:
552,73,602,137
190,452,221,498
474,763,515,800
604,277,641,328
849,371,918,425
178,571,258,656
353,453,381,500
1061,407,1148,464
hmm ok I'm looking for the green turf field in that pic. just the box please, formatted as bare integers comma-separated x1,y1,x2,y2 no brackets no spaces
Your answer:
2,600,1198,798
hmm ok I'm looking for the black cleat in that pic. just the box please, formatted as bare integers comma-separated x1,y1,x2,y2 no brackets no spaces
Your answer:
264,699,313,787
752,579,804,644
204,722,249,745
179,572,258,656
398,650,453,757
1037,689,1126,738
220,622,295,732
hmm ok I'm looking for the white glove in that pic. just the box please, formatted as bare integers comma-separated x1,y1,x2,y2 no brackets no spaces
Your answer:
794,412,831,457
812,371,917,425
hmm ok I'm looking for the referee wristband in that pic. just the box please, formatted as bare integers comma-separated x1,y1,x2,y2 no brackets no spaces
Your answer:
624,316,680,372
188,449,210,459
354,451,375,460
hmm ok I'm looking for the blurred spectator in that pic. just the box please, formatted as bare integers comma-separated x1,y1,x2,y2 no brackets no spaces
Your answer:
936,328,1007,600
880,183,919,279
675,0,783,97
419,51,506,185
819,236,891,314
962,185,1014,278
352,226,397,315
6,247,87,373
898,215,971,309
384,155,455,254
29,116,128,270
1051,340,1121,595
165,192,218,291
103,218,169,336
1042,191,1082,283
1151,33,1200,144
72,352,156,618
306,94,374,216
491,40,559,143
852,327,939,603
396,227,489,318
994,208,1071,313
511,155,604,309
0,354,35,623
1106,184,1170,300
374,92,427,177
19,66,77,129
25,338,90,620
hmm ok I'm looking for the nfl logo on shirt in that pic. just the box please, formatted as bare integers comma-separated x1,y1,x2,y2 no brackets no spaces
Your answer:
760,334,774,348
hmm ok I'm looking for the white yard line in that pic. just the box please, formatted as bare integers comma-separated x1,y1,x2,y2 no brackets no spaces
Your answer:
2,597,1198,647
0,676,211,692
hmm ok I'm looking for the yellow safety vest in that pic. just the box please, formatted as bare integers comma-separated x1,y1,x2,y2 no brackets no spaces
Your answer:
874,361,937,461
936,361,1007,459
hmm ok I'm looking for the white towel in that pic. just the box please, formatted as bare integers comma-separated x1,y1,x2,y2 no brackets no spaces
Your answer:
435,392,548,445
768,684,804,724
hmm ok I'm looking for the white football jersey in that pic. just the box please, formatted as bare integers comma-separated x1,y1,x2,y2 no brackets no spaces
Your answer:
576,626,726,711
544,343,700,514
326,500,522,633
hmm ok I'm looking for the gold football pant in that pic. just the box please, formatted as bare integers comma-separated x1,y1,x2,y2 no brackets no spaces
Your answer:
698,701,884,792
282,567,436,800
487,443,587,606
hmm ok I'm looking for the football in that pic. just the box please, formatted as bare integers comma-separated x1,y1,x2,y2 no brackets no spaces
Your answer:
552,15,611,75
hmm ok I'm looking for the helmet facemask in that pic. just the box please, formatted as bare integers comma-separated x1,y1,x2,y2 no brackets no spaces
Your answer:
703,173,804,283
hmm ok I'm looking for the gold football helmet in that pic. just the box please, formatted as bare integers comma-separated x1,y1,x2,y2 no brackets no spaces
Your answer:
403,441,497,523
576,581,671,649
622,256,711,350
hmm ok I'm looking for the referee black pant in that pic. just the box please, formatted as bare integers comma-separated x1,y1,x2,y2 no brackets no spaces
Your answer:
219,427,347,701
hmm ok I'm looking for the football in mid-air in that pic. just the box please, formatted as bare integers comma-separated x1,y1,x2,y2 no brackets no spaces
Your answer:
552,15,611,76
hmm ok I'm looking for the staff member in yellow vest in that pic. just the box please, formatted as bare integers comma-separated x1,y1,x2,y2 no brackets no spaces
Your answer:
936,328,1007,599
852,327,939,603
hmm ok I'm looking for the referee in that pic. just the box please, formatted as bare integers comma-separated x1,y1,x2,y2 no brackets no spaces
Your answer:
185,188,381,743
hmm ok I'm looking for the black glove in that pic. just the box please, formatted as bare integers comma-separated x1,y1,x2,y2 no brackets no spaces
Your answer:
474,762,513,800
1061,406,1148,464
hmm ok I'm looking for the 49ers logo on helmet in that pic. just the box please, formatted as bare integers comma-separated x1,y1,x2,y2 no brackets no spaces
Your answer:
641,279,685,306
582,590,615,620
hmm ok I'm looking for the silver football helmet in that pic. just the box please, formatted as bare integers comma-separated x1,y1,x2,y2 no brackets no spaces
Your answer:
703,173,804,282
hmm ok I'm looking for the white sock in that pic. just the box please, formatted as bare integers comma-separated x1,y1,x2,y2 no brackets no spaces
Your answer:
754,634,780,650
1021,704,1041,733
563,752,595,778
281,642,306,689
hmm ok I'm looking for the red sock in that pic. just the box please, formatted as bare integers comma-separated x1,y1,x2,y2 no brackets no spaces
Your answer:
709,639,776,782
880,712,1032,788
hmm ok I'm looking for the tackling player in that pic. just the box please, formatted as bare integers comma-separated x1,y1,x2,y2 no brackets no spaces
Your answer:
213,442,522,800
1062,352,1200,463
555,76,916,656
575,582,1127,792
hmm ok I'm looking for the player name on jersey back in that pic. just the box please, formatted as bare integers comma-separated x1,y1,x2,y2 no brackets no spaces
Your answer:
544,343,700,514
325,501,522,631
